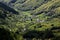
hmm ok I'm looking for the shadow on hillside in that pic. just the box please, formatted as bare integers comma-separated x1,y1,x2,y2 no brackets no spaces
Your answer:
0,2,18,14
23,30,54,40
0,28,14,40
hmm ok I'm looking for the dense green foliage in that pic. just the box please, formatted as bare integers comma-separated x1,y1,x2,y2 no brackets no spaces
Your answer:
0,0,60,40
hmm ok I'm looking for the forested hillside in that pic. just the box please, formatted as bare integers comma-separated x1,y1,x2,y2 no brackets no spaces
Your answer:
0,0,60,40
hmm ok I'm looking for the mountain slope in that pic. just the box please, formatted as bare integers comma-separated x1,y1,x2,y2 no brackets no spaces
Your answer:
0,0,60,40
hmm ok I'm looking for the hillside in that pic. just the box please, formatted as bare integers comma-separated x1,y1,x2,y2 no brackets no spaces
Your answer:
0,0,60,40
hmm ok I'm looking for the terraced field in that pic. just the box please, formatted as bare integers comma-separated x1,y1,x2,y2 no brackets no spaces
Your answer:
0,0,60,40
